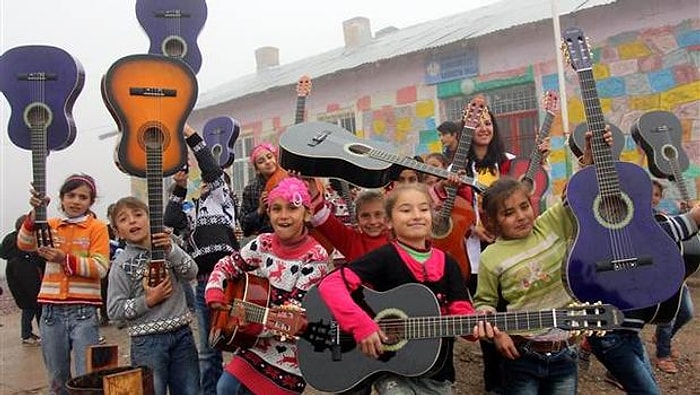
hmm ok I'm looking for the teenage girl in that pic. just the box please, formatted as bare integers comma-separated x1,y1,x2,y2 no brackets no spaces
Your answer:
240,142,280,236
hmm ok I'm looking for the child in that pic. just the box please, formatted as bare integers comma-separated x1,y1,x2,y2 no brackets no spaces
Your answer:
240,142,281,237
317,183,475,394
107,197,200,395
206,177,330,394
423,152,449,186
18,173,110,394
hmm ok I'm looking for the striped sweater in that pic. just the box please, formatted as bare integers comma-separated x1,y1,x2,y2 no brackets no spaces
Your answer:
17,215,110,305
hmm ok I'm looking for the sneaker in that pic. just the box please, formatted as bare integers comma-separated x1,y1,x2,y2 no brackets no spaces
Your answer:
29,333,41,341
22,337,41,346
604,371,625,390
656,357,679,374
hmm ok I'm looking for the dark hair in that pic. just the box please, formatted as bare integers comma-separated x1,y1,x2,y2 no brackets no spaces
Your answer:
651,179,664,193
109,197,149,226
437,121,461,135
60,173,97,203
481,176,529,235
469,108,508,174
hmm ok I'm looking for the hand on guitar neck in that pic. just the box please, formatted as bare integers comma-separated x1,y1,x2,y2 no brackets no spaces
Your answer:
577,126,614,167
144,272,173,307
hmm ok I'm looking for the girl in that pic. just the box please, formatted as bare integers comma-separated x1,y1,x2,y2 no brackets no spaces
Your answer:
18,173,110,394
317,183,475,394
206,177,330,395
240,142,281,237
423,152,449,186
474,176,578,394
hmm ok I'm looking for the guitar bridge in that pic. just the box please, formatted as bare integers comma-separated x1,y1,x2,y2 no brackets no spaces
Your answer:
595,255,653,272
129,87,177,97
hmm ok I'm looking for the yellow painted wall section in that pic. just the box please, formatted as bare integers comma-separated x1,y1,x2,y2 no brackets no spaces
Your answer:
593,64,610,80
415,100,435,118
617,41,652,59
628,94,661,111
567,98,585,124
660,81,700,110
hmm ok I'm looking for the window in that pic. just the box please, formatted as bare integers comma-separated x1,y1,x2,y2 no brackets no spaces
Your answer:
318,111,357,134
441,84,539,157
231,135,256,193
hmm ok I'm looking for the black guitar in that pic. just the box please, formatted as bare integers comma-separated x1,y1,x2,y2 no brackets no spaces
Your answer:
297,283,622,393
279,121,485,192
568,121,625,160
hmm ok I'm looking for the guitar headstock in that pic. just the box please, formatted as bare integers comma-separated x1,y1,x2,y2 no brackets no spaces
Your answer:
296,75,313,97
461,95,487,130
266,303,307,340
555,302,623,334
542,91,559,115
562,27,593,71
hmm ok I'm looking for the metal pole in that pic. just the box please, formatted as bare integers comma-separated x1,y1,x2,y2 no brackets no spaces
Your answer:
552,0,573,176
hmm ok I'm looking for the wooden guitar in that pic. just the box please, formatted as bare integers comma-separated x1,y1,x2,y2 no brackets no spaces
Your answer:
508,91,558,215
297,283,623,393
431,97,485,279
628,110,700,323
203,116,240,169
135,0,208,74
103,54,197,286
568,121,625,160
561,27,684,310
279,121,485,192
0,45,85,246
209,273,306,352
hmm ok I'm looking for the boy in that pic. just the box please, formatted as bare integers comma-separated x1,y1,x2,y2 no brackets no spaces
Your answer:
107,197,200,395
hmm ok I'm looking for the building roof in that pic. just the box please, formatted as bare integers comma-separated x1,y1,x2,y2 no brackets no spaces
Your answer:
196,0,616,109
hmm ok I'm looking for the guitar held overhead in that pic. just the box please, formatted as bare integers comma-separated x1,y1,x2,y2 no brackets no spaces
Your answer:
203,116,240,169
297,283,622,393
561,26,685,311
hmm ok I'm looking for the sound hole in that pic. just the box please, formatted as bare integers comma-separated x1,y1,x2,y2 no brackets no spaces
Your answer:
661,144,678,161
432,217,452,236
597,195,629,226
24,103,53,129
144,127,165,149
212,145,222,158
163,36,187,58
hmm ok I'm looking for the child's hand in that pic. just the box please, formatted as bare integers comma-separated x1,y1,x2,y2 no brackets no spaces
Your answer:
257,191,269,215
29,186,50,211
183,123,196,137
172,170,188,188
144,274,173,307
494,332,520,360
359,329,389,359
538,136,551,164
152,231,173,254
37,246,66,263
473,318,501,342
472,224,495,244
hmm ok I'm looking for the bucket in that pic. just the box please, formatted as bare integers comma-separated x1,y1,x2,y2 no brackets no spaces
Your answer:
66,365,154,395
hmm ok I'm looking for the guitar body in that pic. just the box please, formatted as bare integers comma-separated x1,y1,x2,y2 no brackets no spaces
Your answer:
209,273,270,352
279,121,397,188
564,163,685,310
298,284,444,394
569,122,625,160
630,110,689,178
0,45,85,151
507,157,549,215
431,195,474,278
103,54,196,177
203,116,239,169
135,0,207,74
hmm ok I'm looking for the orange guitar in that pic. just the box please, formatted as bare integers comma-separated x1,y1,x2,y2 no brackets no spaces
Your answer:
431,97,486,280
103,54,197,286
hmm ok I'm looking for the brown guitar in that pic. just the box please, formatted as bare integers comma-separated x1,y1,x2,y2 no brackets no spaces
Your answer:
103,54,196,286
431,97,486,280
209,273,306,351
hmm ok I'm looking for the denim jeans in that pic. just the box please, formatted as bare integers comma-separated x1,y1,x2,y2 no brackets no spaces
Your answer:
501,345,578,395
655,284,694,358
196,276,223,395
40,304,100,395
588,330,659,395
21,308,41,339
130,325,200,395
217,371,255,395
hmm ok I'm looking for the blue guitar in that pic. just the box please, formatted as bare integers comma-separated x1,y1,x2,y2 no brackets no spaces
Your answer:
561,27,684,311
136,0,208,74
203,116,240,169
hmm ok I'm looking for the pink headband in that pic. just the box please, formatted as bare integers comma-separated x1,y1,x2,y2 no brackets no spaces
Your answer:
267,177,311,208
250,143,277,164
66,175,96,195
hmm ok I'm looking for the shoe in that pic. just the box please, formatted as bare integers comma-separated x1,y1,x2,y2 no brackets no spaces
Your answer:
29,333,41,341
22,337,41,346
656,357,679,374
604,371,625,390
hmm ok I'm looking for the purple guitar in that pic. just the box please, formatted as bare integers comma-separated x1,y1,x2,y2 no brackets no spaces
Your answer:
136,0,208,74
561,27,684,311
203,116,240,169
0,45,85,246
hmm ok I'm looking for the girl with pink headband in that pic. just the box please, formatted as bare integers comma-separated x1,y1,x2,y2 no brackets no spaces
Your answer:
18,172,110,393
206,176,330,394
240,142,282,237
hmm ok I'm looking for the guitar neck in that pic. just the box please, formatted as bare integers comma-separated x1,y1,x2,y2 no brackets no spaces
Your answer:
30,126,49,223
295,96,307,125
339,181,357,226
439,125,476,218
577,69,620,197
523,112,555,182
146,144,165,262
381,310,562,339
234,299,269,325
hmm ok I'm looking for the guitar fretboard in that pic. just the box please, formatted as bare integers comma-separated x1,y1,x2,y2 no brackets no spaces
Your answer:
30,125,49,224
524,111,555,182
295,96,307,125
146,142,165,262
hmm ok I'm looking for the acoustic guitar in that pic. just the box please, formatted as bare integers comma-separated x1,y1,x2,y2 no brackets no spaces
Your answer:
568,121,625,161
508,91,558,215
0,45,85,246
135,0,208,74
431,97,485,279
628,110,700,323
279,121,485,192
297,283,622,393
203,116,240,169
103,54,197,286
561,27,684,310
